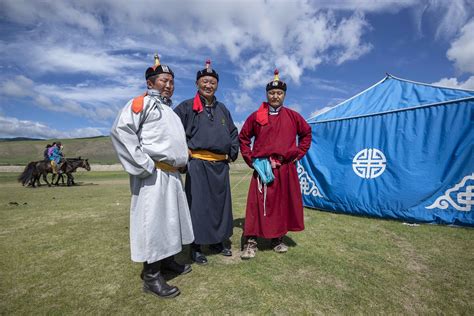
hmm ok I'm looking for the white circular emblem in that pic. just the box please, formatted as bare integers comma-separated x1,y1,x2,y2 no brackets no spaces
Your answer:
352,148,386,179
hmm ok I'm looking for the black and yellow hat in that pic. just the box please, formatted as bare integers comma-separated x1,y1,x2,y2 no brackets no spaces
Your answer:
145,53,174,80
266,69,287,92
196,59,219,82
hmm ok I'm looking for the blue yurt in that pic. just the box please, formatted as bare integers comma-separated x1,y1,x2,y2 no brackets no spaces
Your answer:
298,74,474,226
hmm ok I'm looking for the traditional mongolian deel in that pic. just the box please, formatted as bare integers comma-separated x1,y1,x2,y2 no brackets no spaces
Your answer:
299,74,474,226
111,90,194,263
239,106,312,238
174,95,239,244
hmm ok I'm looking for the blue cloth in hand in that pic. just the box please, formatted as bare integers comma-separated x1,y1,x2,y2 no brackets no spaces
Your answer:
252,158,274,184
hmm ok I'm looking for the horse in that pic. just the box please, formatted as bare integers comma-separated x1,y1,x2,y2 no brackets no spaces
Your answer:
18,158,91,187
51,158,91,186
18,161,43,187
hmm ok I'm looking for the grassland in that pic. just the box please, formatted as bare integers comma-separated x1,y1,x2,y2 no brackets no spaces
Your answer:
1,169,473,314
0,136,118,165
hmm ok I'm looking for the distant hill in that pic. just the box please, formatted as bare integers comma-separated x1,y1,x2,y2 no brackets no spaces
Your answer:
0,137,45,142
0,136,119,165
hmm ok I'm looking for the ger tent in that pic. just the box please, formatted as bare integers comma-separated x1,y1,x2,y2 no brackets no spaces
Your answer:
298,74,474,226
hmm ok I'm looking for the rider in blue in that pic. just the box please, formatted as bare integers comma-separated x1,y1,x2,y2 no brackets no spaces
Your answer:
49,142,64,173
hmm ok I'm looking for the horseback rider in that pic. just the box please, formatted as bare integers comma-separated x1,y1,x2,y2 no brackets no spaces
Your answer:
49,142,64,174
43,144,52,161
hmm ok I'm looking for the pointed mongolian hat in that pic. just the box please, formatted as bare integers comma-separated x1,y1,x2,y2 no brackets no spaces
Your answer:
196,59,219,82
266,69,287,92
145,53,174,79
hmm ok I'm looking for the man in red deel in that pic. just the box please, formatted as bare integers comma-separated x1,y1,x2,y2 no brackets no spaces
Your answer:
239,69,312,260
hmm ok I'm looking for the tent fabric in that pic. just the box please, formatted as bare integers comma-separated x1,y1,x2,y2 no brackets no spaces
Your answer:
299,74,474,226
309,74,474,123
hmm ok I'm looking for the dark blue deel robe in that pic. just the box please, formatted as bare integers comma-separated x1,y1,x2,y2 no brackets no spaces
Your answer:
174,95,239,244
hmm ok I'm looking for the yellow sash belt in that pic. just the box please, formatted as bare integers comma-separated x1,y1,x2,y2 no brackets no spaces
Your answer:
190,149,227,162
155,161,179,172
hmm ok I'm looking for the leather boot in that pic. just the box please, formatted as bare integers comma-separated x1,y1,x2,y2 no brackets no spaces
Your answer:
142,264,180,298
140,261,160,280
209,242,232,257
161,256,192,275
191,243,208,265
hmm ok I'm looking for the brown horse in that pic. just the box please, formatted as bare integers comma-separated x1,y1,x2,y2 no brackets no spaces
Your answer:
52,158,91,186
18,158,91,187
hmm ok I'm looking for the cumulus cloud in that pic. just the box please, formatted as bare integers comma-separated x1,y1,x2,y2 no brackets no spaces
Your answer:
447,19,474,74
225,91,256,114
0,0,376,88
0,76,138,121
35,47,144,75
0,116,105,139
431,76,474,90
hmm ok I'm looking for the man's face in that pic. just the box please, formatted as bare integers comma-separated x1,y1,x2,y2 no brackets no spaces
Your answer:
148,73,174,98
197,76,218,101
266,89,285,108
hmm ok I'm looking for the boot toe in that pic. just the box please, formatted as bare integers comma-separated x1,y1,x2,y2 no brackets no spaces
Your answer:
191,251,208,265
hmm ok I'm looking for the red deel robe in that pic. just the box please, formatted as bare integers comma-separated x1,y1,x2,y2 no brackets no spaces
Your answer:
239,105,312,238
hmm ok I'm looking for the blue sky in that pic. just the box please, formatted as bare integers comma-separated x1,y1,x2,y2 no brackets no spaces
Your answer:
0,0,473,139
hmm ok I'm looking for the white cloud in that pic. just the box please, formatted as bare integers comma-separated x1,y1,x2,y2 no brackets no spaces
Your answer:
233,120,245,133
0,0,104,34
412,0,473,41
317,0,419,12
310,106,335,118
432,0,472,41
286,103,303,113
225,91,256,114
305,78,349,94
0,116,105,139
35,47,144,75
0,76,137,121
447,19,474,74
431,76,474,90
1,0,375,88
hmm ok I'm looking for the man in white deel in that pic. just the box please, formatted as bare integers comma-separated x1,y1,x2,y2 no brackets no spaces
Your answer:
111,54,194,299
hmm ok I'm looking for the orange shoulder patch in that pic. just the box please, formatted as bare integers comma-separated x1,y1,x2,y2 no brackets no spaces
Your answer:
131,95,145,114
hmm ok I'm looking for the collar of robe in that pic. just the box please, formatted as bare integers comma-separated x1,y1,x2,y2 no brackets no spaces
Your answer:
193,92,216,113
269,105,282,115
256,102,283,125
147,89,172,106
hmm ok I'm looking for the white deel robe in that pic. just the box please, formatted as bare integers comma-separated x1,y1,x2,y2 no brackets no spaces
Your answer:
111,90,194,263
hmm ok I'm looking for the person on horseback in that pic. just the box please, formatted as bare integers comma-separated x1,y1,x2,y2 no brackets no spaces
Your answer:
43,144,52,161
49,142,64,174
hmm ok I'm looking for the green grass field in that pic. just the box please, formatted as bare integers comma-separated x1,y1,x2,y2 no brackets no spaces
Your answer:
1,169,473,314
0,136,118,165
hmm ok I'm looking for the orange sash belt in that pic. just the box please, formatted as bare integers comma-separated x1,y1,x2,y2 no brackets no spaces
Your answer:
190,149,227,162
155,161,179,172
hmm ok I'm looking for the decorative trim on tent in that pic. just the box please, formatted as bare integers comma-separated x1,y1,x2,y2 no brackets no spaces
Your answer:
312,96,474,124
426,173,474,212
297,162,323,198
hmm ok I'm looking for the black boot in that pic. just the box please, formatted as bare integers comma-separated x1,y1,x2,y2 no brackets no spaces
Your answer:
142,261,180,298
190,243,208,265
209,242,232,257
161,256,192,275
